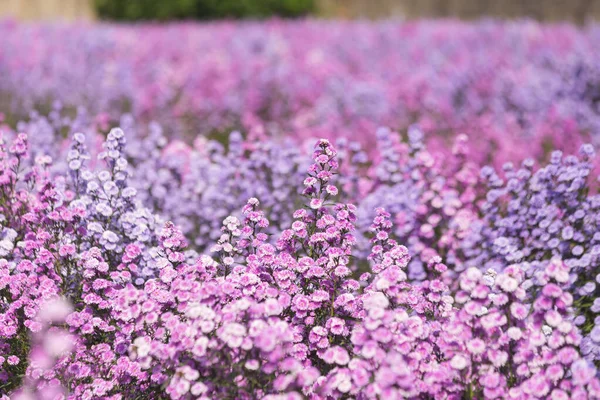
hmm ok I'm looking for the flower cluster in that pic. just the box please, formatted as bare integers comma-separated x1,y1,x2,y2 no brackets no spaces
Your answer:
463,144,600,365
358,127,479,281
2,132,600,399
450,260,598,398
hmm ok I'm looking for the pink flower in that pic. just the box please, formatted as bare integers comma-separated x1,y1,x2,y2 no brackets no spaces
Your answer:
7,356,19,365
327,317,346,335
293,295,310,311
466,338,486,355
571,359,596,386
544,310,562,327
310,199,323,209
510,303,528,320
325,185,338,196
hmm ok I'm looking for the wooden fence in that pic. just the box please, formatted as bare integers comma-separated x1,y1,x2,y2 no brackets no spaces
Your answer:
317,0,600,23
0,0,95,21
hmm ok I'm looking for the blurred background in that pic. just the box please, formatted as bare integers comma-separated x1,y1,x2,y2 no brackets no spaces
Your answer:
1,0,600,23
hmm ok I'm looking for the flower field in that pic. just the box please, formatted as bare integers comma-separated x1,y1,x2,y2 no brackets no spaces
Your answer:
2,19,600,399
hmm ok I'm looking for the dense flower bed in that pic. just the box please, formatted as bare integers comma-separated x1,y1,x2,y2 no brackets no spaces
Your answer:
1,18,600,399
2,19,600,166
1,124,600,398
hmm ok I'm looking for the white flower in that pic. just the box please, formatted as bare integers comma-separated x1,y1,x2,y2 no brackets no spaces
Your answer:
0,240,14,256
450,355,469,370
